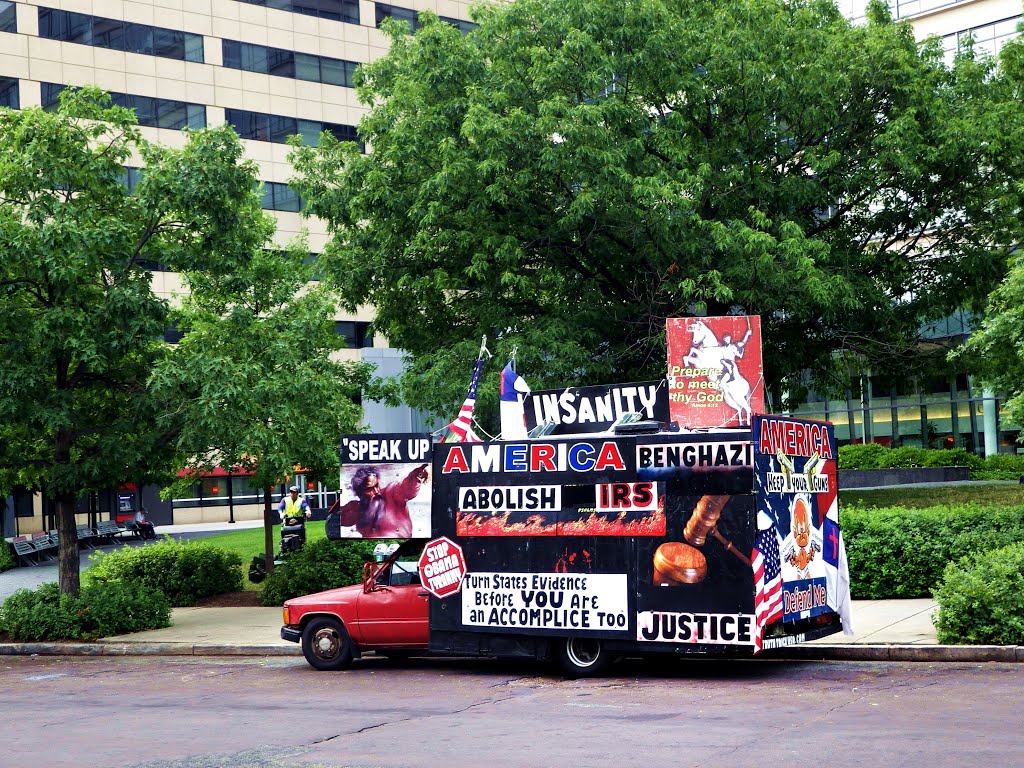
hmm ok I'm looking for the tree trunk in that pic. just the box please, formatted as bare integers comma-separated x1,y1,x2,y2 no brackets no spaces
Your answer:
264,487,275,577
56,493,81,595
54,426,81,595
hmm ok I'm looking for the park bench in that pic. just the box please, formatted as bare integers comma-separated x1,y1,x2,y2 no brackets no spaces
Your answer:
11,536,39,567
94,520,124,543
30,531,57,561
76,525,98,550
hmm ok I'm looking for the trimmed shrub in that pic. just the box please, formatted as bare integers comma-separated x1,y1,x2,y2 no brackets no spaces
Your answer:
838,444,981,471
837,443,890,470
933,542,1024,645
840,504,1024,599
973,453,1024,481
259,538,379,606
86,538,242,606
0,581,171,641
0,542,15,573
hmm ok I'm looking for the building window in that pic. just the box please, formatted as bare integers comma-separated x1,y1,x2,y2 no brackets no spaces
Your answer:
261,181,304,212
222,39,356,87
37,8,204,62
375,2,418,30
374,3,476,34
42,83,207,130
226,107,360,148
335,320,373,348
942,15,1021,63
0,76,17,109
1,1,16,33
235,0,359,25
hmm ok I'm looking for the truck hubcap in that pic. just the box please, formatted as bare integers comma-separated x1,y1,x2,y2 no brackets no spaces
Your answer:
314,629,340,658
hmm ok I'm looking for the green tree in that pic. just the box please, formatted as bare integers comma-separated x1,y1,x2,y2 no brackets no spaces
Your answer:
290,0,1023,424
152,243,372,574
0,88,291,594
954,37,1024,435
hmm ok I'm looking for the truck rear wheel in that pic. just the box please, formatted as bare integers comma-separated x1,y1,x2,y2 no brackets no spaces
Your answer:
557,637,611,678
302,617,355,671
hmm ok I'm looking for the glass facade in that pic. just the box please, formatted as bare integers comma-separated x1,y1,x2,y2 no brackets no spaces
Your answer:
0,76,17,109
335,320,373,348
43,83,206,130
226,107,359,148
222,39,356,87
261,180,304,212
793,375,1020,456
37,8,204,62
374,3,476,33
1,1,16,33
235,0,360,24
942,16,1022,64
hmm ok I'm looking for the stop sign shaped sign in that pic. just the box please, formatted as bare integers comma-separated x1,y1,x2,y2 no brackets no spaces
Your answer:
418,536,467,599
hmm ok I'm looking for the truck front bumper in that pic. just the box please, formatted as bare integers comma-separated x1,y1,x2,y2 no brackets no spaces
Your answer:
280,626,302,644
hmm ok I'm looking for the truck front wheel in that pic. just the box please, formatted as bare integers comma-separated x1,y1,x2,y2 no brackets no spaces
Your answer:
302,617,355,671
557,637,611,678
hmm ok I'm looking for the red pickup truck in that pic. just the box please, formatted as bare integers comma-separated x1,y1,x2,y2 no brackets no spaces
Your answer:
280,540,429,670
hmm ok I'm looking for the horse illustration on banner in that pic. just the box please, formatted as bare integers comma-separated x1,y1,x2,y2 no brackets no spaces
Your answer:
667,316,764,430
682,320,754,426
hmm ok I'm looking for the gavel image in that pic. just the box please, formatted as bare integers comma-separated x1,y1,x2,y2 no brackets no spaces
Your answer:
653,495,751,586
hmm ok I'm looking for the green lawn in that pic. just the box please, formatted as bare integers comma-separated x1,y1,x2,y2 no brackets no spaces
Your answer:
193,521,329,592
839,482,1024,509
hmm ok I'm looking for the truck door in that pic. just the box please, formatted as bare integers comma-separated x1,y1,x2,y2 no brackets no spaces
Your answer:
356,558,430,647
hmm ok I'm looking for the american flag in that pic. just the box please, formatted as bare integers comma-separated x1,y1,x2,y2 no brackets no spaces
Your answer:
752,524,783,653
440,354,484,443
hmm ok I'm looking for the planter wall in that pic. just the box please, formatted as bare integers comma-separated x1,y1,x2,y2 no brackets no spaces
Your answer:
839,467,970,489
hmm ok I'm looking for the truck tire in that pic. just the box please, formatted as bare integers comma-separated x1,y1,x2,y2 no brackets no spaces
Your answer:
302,617,355,671
557,637,611,678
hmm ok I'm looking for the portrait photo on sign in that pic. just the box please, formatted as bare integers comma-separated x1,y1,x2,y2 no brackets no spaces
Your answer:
335,462,432,539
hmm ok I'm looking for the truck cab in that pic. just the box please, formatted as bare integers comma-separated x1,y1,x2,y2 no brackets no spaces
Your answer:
281,539,429,670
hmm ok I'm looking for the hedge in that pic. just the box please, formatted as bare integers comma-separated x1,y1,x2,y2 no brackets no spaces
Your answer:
86,538,242,606
0,542,14,573
933,542,1024,645
838,444,1024,480
840,504,1024,599
259,538,380,606
0,581,171,641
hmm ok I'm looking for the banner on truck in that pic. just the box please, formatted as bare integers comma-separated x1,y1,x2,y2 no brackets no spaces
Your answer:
330,433,433,539
666,316,765,430
753,416,850,634
462,572,629,633
523,380,670,435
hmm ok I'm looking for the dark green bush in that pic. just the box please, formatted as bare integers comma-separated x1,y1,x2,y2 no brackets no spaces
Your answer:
838,444,981,471
86,539,242,606
0,581,171,641
0,543,15,573
259,538,379,606
840,504,1024,598
837,443,890,469
933,542,1024,645
973,453,1024,481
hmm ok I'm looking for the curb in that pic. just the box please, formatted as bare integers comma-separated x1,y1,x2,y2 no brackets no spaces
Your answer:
1,642,1021,662
0,642,300,657
766,644,1024,663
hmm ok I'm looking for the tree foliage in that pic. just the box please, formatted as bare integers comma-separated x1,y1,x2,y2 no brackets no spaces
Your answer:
954,37,1024,433
290,0,1024,424
0,88,360,591
152,239,373,571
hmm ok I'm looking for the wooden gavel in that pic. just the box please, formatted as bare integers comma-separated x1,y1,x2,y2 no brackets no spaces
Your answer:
684,495,752,568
